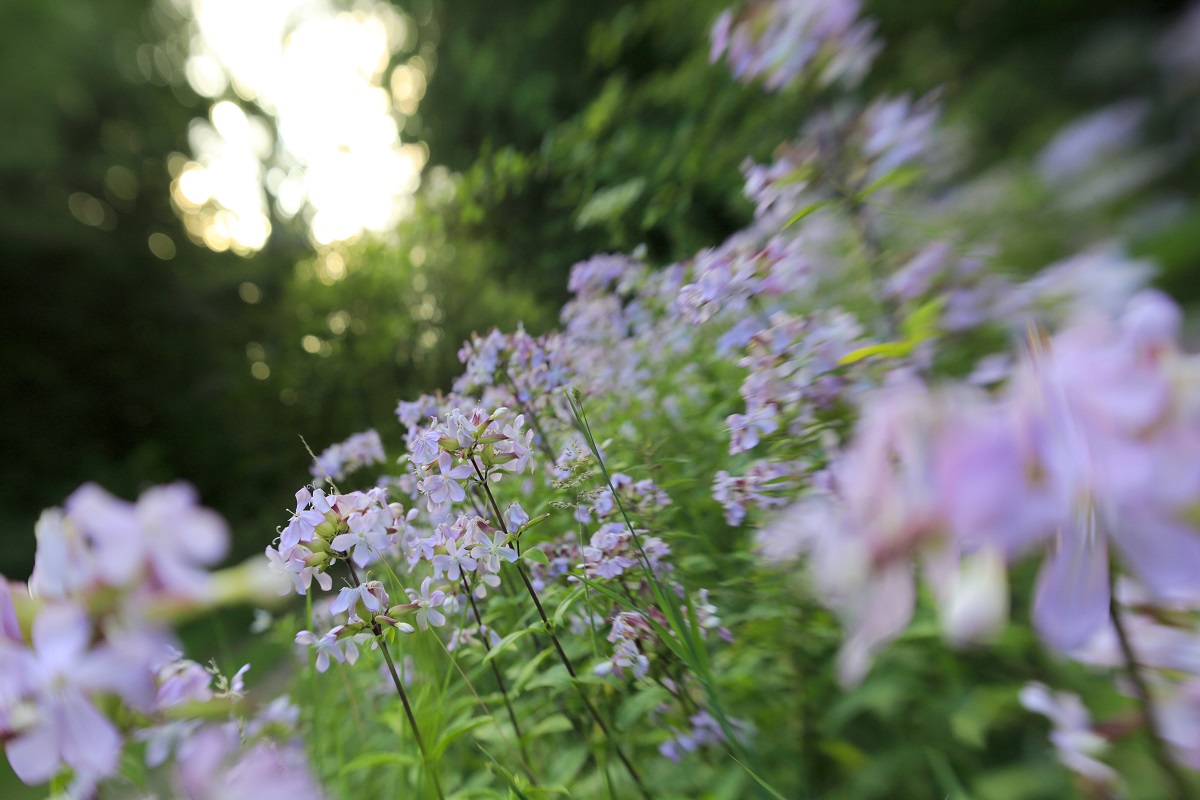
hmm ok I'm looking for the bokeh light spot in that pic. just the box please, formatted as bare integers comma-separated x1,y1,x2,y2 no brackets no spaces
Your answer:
238,282,262,303
148,232,177,260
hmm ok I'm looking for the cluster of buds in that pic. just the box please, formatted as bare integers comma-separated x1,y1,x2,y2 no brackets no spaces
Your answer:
267,486,413,594
408,406,535,518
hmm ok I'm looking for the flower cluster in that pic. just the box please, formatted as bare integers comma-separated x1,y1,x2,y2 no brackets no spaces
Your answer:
309,428,386,483
4,483,324,798
710,0,880,90
758,289,1200,686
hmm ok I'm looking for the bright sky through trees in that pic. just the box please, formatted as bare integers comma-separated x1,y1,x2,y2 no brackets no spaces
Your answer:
169,0,427,252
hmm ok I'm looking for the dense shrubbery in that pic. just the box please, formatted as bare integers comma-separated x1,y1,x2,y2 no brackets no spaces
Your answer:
7,0,1200,798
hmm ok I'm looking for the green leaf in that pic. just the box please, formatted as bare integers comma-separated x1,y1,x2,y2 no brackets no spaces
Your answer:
521,546,551,566
927,748,973,800
339,751,418,775
575,178,646,229
528,713,575,737
837,341,914,365
526,664,573,692
858,164,923,199
432,716,494,761
511,647,557,695
617,685,670,730
552,585,586,628
483,624,542,664
476,743,532,800
902,296,945,340
784,199,831,229
729,755,791,800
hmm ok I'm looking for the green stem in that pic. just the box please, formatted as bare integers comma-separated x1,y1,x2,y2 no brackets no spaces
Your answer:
462,575,536,781
346,564,445,800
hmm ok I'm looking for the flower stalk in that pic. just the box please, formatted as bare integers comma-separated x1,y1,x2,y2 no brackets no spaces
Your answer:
470,455,652,800
1108,576,1193,800
346,563,446,800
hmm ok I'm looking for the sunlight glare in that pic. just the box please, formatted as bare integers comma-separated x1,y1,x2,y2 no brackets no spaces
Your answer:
169,0,422,253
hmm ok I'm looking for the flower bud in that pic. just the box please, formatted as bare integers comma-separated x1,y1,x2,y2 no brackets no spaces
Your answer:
377,616,416,634
386,602,419,617
332,622,364,639
314,519,338,540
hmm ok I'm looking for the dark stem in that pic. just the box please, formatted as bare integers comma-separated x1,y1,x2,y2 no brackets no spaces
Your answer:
471,458,519,554
1109,583,1194,800
462,575,535,781
514,562,652,799
470,454,652,799
346,563,445,800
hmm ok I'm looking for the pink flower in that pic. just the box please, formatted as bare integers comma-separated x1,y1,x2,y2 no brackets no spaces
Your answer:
65,482,229,598
3,605,155,786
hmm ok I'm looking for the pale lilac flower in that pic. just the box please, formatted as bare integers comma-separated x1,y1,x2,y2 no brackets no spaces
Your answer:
132,483,230,597
3,604,145,786
594,639,649,681
311,429,386,482
1020,683,1116,785
65,482,230,598
495,415,534,474
280,489,327,550
933,548,1009,647
134,718,203,768
265,544,332,596
28,509,93,599
471,531,518,574
294,630,346,673
410,423,444,466
1037,101,1147,183
175,725,327,800
155,657,214,709
330,508,390,569
329,583,385,621
419,452,473,510
1007,300,1200,650
726,405,779,454
224,663,251,698
406,577,447,630
505,502,530,530
246,695,301,739
432,539,477,582
710,0,880,90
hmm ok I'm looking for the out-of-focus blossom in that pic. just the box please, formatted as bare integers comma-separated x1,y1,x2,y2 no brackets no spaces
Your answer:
2,604,156,786
175,724,326,800
61,482,229,599
295,629,355,673
1158,2,1200,91
156,655,215,709
1020,683,1117,785
711,0,880,91
310,429,386,483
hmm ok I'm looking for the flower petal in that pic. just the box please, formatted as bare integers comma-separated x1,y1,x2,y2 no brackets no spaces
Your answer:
1111,516,1200,607
1033,527,1109,652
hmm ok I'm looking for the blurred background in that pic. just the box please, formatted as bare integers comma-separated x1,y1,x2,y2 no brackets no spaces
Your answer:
2,0,1198,579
